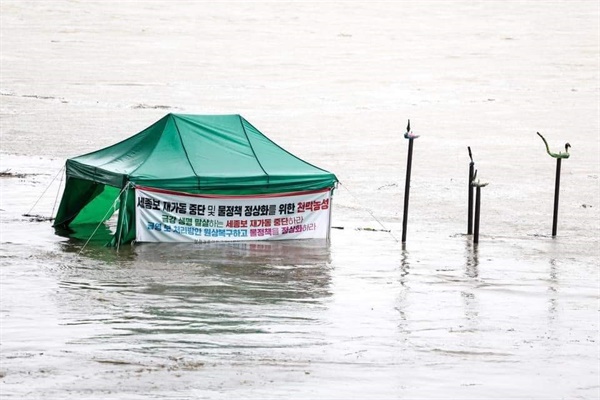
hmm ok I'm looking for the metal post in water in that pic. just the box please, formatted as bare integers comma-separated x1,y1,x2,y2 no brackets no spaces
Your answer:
402,139,414,243
471,170,488,245
402,120,419,243
473,185,481,244
536,132,570,237
552,158,562,237
467,146,475,235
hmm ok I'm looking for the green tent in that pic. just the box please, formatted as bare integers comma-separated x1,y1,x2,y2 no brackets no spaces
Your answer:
53,114,338,246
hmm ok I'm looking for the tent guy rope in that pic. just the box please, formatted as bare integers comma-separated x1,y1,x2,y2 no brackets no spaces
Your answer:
339,182,399,243
51,167,65,219
23,165,65,219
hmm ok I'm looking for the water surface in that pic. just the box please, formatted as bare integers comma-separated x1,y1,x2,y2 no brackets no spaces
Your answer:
1,1,598,399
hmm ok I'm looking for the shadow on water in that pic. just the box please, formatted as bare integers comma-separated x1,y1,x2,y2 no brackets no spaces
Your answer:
52,239,334,349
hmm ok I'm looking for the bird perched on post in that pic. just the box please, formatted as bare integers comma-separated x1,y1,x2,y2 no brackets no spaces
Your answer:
404,119,420,139
471,170,489,188
537,132,571,159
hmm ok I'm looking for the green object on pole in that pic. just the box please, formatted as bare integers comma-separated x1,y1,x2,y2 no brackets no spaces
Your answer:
537,132,571,159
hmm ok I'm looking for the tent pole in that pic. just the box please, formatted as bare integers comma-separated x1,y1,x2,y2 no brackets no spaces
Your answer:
326,190,333,244
116,186,129,251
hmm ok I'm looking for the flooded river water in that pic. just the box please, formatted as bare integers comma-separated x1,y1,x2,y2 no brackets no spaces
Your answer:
1,1,599,398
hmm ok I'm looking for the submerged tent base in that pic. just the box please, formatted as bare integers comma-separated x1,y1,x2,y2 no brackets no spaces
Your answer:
54,223,115,244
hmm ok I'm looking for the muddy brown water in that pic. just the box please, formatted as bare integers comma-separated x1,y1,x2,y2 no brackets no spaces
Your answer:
1,1,598,399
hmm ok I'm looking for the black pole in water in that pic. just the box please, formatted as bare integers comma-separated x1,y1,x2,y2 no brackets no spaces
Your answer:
402,138,414,243
401,119,418,243
552,158,562,237
467,146,474,235
536,132,570,237
473,185,481,244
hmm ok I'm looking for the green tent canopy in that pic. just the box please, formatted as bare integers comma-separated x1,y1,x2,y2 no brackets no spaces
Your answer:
54,114,338,246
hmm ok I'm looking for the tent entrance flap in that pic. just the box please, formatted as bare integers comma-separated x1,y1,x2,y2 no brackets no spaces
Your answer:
53,178,123,245
70,184,121,226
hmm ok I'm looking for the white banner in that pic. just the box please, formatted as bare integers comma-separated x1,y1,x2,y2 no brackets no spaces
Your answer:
135,187,333,243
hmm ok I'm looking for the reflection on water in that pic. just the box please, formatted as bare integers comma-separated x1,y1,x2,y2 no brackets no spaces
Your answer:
52,240,333,352
134,239,332,266
462,240,480,333
460,291,479,324
400,242,410,283
396,243,410,325
464,239,479,279
547,258,558,320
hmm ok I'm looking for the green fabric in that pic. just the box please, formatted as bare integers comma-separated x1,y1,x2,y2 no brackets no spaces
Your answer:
109,187,136,247
63,223,115,243
54,178,108,228
66,114,337,193
70,185,120,225
55,114,338,246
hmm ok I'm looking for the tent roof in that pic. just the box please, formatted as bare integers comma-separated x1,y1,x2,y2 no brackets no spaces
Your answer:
66,114,337,194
